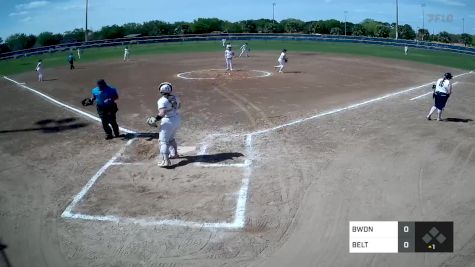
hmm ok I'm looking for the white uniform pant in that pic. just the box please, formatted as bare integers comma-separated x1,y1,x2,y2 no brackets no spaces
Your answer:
159,116,181,159
124,52,129,61
225,58,233,71
276,59,286,72
37,70,43,81
240,49,248,57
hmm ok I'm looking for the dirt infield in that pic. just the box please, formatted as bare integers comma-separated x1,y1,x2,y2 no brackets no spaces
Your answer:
1,51,475,267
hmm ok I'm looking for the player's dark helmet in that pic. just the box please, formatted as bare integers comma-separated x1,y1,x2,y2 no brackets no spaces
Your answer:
444,73,453,80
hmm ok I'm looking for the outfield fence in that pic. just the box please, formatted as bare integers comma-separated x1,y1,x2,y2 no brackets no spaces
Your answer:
1,33,474,60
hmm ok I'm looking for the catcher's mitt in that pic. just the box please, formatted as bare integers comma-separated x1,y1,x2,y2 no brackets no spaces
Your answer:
146,116,162,127
81,98,94,106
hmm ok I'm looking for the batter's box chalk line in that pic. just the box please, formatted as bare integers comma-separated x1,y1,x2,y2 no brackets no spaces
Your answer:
177,69,272,80
60,135,254,229
4,70,474,229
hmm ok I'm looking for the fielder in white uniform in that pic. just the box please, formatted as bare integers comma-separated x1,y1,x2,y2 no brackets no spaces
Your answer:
225,45,235,71
239,42,250,57
35,60,43,82
274,49,288,73
77,48,81,59
157,82,181,167
404,46,408,55
427,72,453,121
123,47,130,61
222,38,226,47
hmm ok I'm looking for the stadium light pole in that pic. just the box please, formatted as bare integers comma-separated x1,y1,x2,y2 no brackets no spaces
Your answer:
344,11,348,36
462,17,465,34
272,3,276,22
395,0,399,40
421,3,425,30
85,0,88,42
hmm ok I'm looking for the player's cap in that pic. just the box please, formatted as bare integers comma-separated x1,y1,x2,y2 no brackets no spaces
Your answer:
444,72,453,80
159,82,173,94
97,79,107,87
226,44,232,49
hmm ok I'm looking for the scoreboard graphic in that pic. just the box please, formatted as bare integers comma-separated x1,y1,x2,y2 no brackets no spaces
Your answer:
349,221,453,253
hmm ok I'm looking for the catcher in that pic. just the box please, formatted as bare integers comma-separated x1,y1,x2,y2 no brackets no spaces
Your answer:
274,49,288,73
146,82,181,167
82,79,121,140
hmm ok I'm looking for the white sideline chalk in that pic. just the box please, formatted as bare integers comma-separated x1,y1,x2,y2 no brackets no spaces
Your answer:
3,76,136,134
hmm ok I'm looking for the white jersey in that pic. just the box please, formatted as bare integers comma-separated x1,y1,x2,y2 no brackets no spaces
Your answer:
124,48,129,55
278,52,286,61
157,95,180,118
435,78,452,94
240,44,247,51
225,50,234,59
36,62,42,71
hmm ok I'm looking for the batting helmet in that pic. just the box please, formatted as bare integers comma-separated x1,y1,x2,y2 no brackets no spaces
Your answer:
444,72,453,80
159,82,173,94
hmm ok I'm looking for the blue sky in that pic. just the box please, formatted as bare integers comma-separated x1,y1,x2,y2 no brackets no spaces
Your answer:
0,0,474,40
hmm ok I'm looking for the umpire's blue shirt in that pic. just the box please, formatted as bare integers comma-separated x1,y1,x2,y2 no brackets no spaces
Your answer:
92,86,118,109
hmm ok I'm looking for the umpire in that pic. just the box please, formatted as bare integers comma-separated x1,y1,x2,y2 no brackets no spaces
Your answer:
89,79,121,140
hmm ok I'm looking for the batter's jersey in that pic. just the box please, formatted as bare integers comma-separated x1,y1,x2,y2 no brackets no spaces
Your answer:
158,95,181,118
278,52,286,61
435,78,452,94
225,50,234,59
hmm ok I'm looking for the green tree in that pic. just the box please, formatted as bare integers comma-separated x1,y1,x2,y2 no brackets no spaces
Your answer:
361,19,380,37
280,19,305,33
399,24,416,39
122,23,143,36
418,29,430,41
330,27,342,35
375,25,390,38
223,22,243,33
352,24,366,36
241,20,257,33
97,25,125,39
36,32,63,46
142,20,173,36
461,33,473,46
5,33,37,51
63,28,85,43
172,22,192,35
438,31,451,43
191,18,224,34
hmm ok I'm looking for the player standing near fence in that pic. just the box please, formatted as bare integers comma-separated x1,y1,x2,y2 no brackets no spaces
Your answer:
123,46,130,61
35,60,43,82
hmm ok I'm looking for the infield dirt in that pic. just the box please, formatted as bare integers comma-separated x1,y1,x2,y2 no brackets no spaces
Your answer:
1,52,475,267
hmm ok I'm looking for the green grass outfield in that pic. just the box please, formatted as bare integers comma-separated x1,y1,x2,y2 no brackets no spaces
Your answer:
0,40,474,76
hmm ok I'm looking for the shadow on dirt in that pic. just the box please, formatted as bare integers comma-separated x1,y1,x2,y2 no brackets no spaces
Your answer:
445,118,473,123
0,240,12,267
121,133,159,141
167,153,245,169
0,117,88,134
